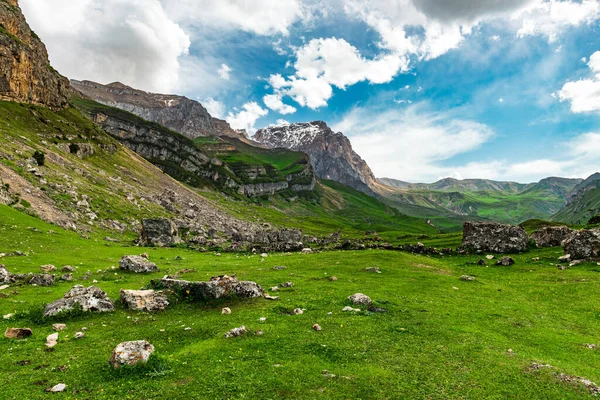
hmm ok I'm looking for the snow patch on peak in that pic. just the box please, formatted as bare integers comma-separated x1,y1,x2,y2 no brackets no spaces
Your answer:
255,121,328,149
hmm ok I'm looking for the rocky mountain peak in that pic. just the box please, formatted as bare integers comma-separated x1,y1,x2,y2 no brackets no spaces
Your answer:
254,121,377,195
71,79,247,141
0,0,70,109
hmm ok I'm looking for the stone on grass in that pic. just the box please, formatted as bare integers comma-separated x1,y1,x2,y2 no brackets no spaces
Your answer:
273,266,286,270
270,286,280,292
52,323,66,332
264,294,279,300
5,328,32,339
496,257,515,266
150,275,263,301
365,267,381,273
109,340,155,369
301,248,313,254
558,254,571,263
462,222,528,253
119,255,159,273
312,324,322,331
29,274,55,287
120,290,169,312
530,226,573,247
281,282,293,288
260,253,268,258
477,259,487,266
59,274,73,282
50,383,66,393
562,229,600,260
140,218,181,247
40,264,56,273
74,332,85,339
460,275,475,281
343,306,361,312
348,293,372,306
222,307,231,315
486,255,495,260
61,266,75,272
0,284,8,290
224,326,247,338
328,276,338,281
293,308,304,315
3,313,14,319
44,286,115,317
46,333,58,348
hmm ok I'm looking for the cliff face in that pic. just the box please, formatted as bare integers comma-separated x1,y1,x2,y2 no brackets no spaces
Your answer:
0,0,69,108
71,80,246,141
254,121,377,196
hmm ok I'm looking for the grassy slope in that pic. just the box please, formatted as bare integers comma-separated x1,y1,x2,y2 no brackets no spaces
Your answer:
2,205,600,398
553,188,600,225
201,179,438,240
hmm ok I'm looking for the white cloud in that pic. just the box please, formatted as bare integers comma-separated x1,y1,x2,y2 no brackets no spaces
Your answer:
226,102,269,134
21,0,190,93
201,97,226,119
263,94,297,115
515,0,600,43
161,0,306,36
558,51,600,114
218,64,232,80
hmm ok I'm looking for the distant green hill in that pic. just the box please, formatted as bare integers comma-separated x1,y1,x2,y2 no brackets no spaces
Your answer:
552,173,600,225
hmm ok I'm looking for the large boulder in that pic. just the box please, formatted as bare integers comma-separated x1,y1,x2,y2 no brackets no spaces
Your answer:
0,265,9,283
28,274,55,287
462,222,528,253
44,285,115,317
348,293,372,306
140,219,181,247
4,327,32,339
120,290,170,312
530,226,573,247
119,255,159,273
562,229,600,260
109,340,155,369
150,275,264,301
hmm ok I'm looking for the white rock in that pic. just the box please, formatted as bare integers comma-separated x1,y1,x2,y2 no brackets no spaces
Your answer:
3,313,14,319
46,333,59,348
52,323,66,331
222,307,231,315
259,317,267,322
486,255,495,260
74,331,85,339
50,383,66,392
224,326,247,338
342,306,361,312
348,293,372,306
260,253,268,258
0,285,9,290
109,340,155,368
293,308,304,315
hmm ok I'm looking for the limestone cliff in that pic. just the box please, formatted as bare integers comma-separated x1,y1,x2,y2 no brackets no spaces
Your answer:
0,0,69,108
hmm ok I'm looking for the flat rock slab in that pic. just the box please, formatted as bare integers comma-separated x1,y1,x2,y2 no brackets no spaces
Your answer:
5,328,32,339
44,285,115,317
109,340,155,368
150,275,263,301
119,255,159,273
120,289,170,312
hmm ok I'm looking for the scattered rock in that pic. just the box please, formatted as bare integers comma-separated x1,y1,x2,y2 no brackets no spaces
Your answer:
52,324,66,332
40,264,56,273
562,229,600,260
61,266,75,272
270,286,280,292
460,275,475,281
29,274,55,287
301,248,313,254
3,313,14,319
328,276,338,281
462,222,528,253
0,284,8,290
558,254,571,263
59,274,73,282
119,255,159,273
150,275,263,301
139,218,181,247
74,332,85,339
120,290,169,312
477,259,487,266
109,340,155,368
585,343,597,349
280,282,294,288
260,253,268,258
496,257,515,266
486,255,495,260
273,266,286,270
224,326,247,338
259,317,267,322
365,267,381,273
530,226,573,247
312,324,322,331
45,333,58,348
570,260,584,267
5,328,32,339
44,286,115,317
264,294,279,300
348,293,372,306
50,383,66,393
293,308,304,315
222,307,231,315
531,257,540,262
343,306,361,312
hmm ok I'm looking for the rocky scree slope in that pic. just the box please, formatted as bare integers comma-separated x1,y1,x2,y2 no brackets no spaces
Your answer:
71,79,246,141
254,121,377,196
552,173,600,224
0,0,69,109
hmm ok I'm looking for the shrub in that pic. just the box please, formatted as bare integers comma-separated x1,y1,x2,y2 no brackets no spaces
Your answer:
588,215,600,225
32,150,45,166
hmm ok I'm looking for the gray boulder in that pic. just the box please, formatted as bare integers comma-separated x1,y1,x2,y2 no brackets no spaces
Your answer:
28,274,55,287
120,289,170,312
462,222,528,253
119,255,159,273
140,218,181,247
44,285,115,317
496,256,515,266
530,226,573,247
109,340,155,368
348,293,372,306
562,229,600,260
150,275,263,301
0,265,9,283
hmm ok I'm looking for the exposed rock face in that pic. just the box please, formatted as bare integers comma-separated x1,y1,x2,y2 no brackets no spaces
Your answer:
109,340,155,369
140,219,181,247
119,255,159,273
530,226,573,247
71,80,244,140
44,285,115,317
562,229,600,260
150,275,264,301
462,222,528,253
0,1,70,109
254,121,377,195
120,290,170,312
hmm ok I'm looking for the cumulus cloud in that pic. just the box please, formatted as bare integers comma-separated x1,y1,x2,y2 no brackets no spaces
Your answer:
201,97,226,119
218,64,232,80
226,102,269,134
263,94,297,115
21,0,190,93
558,51,600,113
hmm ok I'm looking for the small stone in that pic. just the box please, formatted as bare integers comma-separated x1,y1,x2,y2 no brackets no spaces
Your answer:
342,306,361,312
365,267,381,273
5,328,32,339
40,265,56,273
46,333,58,348
59,274,73,282
312,324,322,331
293,308,304,315
119,255,159,273
264,294,279,300
222,307,231,315
224,326,247,338
273,266,286,270
0,285,9,290
184,327,191,331
52,324,66,332
486,255,495,260
270,286,280,292
281,282,294,288
259,317,267,322
61,266,75,272
496,257,515,266
50,383,66,393
255,330,264,336
3,313,14,320
74,332,85,339
301,248,313,254
460,275,475,281
260,253,268,258
532,257,540,261
120,289,169,312
328,276,338,281
348,293,372,306
570,260,584,267
585,343,597,349
558,254,571,263
477,259,487,266
109,340,155,368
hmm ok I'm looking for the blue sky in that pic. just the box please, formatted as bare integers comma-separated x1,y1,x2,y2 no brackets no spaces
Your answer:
21,0,600,183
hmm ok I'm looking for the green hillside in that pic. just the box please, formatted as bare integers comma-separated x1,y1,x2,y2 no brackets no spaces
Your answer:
552,188,600,225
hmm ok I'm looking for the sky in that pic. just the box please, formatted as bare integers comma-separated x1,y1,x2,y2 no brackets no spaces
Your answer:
19,0,600,183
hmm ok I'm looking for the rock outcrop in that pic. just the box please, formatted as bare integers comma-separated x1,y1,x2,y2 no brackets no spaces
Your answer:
71,80,245,140
462,222,528,253
140,219,181,247
119,255,159,273
530,226,573,247
150,275,264,301
254,121,377,195
44,286,115,317
0,0,69,108
120,290,170,312
562,229,600,260
109,340,155,368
